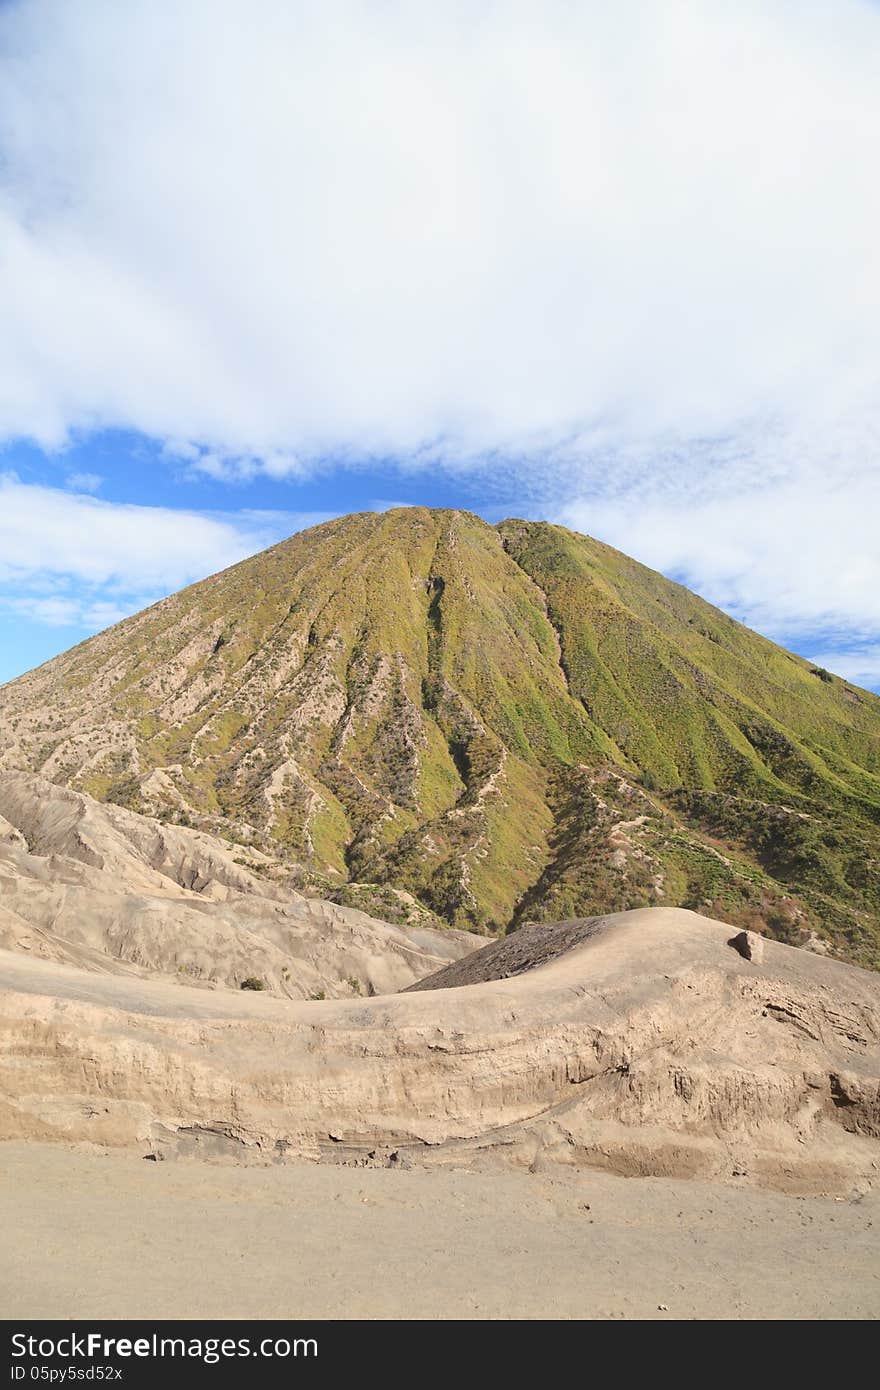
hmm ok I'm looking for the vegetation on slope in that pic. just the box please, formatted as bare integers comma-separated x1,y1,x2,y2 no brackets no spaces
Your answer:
1,508,878,965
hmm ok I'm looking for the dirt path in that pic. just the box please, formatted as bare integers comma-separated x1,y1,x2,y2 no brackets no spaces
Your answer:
1,1142,877,1320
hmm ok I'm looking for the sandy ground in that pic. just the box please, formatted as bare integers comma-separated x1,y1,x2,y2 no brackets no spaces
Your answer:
1,1142,878,1320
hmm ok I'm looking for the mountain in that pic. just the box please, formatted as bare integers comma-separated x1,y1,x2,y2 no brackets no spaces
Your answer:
1,507,879,964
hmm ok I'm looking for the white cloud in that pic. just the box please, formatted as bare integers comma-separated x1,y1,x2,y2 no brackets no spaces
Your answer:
65,471,102,493
0,474,287,589
559,466,880,688
0,593,130,629
1,3,879,676
1,0,877,468
805,648,880,690
0,475,327,630
560,467,880,638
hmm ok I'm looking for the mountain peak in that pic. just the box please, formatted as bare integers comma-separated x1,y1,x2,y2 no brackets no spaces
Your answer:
1,509,878,963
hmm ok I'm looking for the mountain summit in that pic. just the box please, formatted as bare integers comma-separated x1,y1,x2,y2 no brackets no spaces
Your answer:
2,507,878,963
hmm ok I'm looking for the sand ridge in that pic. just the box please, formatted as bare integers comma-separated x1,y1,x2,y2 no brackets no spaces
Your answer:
2,906,878,1193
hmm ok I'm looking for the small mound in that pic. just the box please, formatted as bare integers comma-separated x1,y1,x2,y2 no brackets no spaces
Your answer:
406,916,613,990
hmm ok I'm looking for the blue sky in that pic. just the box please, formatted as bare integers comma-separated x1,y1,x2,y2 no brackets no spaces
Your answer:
2,2,880,692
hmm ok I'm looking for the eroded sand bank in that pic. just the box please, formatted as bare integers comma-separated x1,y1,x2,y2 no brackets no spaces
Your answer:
3,908,879,1192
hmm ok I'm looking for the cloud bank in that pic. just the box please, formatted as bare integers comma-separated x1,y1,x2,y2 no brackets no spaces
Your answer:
1,2,879,681
3,0,878,466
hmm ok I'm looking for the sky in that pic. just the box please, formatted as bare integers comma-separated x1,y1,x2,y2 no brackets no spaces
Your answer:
1,0,879,689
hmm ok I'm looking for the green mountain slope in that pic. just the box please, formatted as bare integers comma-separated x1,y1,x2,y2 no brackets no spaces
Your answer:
2,507,879,964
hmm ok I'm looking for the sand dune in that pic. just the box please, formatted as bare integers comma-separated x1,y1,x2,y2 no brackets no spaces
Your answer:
2,905,878,1193
0,772,478,998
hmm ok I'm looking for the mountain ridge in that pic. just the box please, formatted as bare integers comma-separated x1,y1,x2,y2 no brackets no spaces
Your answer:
1,506,878,964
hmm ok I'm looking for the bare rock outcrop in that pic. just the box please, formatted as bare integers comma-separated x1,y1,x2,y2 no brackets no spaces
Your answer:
730,930,765,963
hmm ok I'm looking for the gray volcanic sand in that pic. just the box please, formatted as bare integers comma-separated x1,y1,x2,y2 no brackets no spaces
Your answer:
1,1142,878,1320
0,772,478,1000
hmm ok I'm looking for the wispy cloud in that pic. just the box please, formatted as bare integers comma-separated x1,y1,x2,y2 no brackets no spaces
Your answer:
559,465,880,646
0,593,131,629
805,646,880,690
0,474,327,632
65,471,103,493
556,461,878,689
